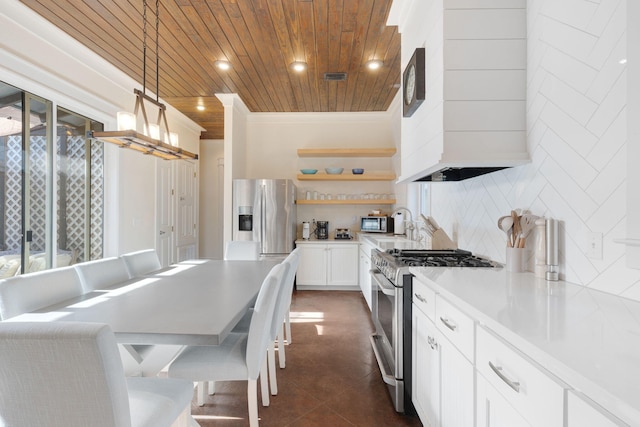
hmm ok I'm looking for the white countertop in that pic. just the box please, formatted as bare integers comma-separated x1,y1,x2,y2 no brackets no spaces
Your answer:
410,267,640,425
295,238,358,244
357,233,428,250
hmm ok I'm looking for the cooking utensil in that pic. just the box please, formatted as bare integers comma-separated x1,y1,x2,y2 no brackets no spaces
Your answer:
518,214,538,248
511,210,521,247
498,215,514,247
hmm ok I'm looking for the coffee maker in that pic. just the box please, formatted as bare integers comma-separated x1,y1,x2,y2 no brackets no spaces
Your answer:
315,221,329,240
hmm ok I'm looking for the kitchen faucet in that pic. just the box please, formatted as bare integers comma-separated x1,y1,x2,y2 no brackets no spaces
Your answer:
391,207,414,240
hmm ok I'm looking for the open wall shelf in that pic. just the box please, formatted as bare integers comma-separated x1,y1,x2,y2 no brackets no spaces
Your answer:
297,148,396,157
297,199,396,205
297,172,396,181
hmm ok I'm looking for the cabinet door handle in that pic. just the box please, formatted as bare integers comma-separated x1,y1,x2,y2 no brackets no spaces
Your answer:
489,361,520,393
427,336,438,350
439,316,457,331
415,293,427,304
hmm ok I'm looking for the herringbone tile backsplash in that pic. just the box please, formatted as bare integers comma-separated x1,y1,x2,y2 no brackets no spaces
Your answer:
429,0,640,300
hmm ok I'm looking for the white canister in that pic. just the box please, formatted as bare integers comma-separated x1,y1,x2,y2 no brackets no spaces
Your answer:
393,212,405,235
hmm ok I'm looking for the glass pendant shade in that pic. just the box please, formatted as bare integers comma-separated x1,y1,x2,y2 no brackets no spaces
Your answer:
117,111,136,131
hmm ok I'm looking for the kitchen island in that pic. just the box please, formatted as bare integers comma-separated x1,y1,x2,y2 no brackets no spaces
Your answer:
410,266,639,426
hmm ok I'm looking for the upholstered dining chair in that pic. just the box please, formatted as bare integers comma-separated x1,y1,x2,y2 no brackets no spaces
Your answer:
73,256,132,293
233,249,300,396
0,265,84,320
121,249,162,277
224,240,261,260
0,321,194,427
168,262,285,426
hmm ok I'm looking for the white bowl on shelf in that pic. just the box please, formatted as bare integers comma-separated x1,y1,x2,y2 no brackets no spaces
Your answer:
325,167,344,175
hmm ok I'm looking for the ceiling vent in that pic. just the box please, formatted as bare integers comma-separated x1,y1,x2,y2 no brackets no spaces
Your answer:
324,72,347,81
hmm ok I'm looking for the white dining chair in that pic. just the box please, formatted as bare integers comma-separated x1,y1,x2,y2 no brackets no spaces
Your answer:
0,265,84,320
224,240,261,260
233,249,300,396
0,321,194,427
121,248,162,277
168,262,285,426
274,248,300,369
74,256,132,293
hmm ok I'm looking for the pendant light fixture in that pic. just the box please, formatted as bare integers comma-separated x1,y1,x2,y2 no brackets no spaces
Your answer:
89,0,198,161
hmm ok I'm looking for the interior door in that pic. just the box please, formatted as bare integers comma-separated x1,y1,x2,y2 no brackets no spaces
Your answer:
156,160,173,266
175,160,197,261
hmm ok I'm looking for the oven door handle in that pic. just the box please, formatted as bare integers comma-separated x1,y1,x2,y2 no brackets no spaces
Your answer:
370,269,396,296
370,335,397,386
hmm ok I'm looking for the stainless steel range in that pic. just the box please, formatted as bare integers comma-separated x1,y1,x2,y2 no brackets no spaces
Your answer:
370,248,498,413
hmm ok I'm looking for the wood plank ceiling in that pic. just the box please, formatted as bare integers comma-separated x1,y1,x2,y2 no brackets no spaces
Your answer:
19,0,401,140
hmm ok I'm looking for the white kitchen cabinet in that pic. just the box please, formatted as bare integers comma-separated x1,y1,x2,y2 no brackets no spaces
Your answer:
567,391,626,427
358,239,376,310
476,373,530,427
439,323,475,427
412,280,440,426
476,326,565,427
296,242,358,289
411,279,473,427
434,295,475,427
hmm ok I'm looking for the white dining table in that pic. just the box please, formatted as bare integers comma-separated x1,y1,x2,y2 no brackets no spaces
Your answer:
7,259,279,346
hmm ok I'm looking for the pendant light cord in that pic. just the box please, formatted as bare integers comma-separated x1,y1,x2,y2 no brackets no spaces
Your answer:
141,0,160,102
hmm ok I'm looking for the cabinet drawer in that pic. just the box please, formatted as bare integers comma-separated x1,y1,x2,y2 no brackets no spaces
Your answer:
476,326,565,427
412,278,436,322
435,295,474,361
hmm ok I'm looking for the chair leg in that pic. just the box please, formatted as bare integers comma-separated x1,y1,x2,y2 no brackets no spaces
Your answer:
208,381,215,395
248,379,259,427
277,323,286,369
197,381,206,406
260,358,270,406
268,341,278,395
285,311,292,345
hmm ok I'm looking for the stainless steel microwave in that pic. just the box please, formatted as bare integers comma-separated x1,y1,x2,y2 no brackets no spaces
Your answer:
360,216,393,233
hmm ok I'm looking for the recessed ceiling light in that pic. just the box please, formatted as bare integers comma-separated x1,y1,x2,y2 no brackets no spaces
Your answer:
366,60,383,70
290,61,307,72
214,60,231,70
196,105,205,111
619,58,628,65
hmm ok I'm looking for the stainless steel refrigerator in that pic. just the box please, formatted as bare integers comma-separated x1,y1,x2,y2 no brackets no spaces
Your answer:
232,179,297,257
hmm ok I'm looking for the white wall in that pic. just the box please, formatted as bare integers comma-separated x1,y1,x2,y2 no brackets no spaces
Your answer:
244,111,399,237
422,0,640,299
199,139,224,259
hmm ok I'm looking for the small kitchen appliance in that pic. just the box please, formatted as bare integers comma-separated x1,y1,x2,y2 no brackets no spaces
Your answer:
360,215,394,233
370,248,498,414
315,221,329,240
302,222,310,240
335,228,352,240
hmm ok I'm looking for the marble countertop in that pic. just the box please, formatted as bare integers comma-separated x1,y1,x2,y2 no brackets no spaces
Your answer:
409,267,640,425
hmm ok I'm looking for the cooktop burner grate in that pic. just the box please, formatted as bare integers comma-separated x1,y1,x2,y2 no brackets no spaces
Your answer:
384,248,497,268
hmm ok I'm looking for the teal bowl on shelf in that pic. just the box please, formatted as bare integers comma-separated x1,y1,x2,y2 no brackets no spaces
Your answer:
352,168,364,174
325,167,344,175
300,169,318,174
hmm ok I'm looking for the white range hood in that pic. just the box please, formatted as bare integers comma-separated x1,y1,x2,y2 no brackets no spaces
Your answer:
390,0,530,183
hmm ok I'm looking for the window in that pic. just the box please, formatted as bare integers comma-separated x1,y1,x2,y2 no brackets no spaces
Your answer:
0,80,104,276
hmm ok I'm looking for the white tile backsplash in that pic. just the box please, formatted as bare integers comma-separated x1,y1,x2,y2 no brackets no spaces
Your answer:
426,0,640,300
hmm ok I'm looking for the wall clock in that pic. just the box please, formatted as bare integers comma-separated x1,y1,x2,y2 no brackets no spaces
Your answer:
403,47,425,117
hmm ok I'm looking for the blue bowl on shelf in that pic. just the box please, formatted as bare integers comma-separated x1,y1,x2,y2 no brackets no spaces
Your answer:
352,168,364,174
300,169,318,174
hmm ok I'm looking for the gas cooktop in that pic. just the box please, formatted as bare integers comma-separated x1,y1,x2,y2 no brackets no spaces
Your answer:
385,248,497,268
372,248,499,284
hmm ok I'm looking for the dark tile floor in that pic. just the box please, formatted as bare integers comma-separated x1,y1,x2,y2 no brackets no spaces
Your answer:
189,290,422,426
